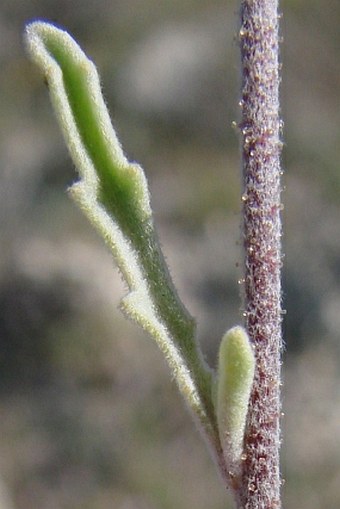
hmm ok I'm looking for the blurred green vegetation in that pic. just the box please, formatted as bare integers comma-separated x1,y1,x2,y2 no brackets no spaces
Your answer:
0,1,339,508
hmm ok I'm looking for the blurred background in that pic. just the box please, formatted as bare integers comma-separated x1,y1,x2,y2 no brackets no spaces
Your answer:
0,0,339,508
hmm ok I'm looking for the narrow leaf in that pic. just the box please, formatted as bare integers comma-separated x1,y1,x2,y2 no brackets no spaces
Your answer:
217,326,255,477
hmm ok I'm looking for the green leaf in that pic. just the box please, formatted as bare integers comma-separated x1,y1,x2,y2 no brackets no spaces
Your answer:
24,21,219,452
216,326,255,477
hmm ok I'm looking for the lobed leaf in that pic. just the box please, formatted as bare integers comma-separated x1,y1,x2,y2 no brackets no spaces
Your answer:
24,21,218,450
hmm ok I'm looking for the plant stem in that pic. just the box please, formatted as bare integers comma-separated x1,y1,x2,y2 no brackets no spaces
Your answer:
238,0,283,508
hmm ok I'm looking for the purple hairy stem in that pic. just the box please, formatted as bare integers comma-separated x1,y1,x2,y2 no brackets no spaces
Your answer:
237,1,283,508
